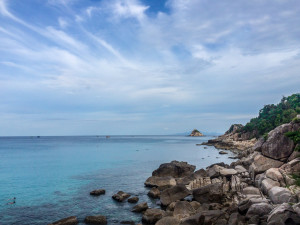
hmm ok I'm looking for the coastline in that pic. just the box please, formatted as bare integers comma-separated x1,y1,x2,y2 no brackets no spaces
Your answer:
49,120,300,225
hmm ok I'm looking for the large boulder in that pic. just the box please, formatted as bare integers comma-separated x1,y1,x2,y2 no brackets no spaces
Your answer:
155,216,180,225
142,208,166,224
267,203,300,225
193,182,224,204
144,176,176,188
219,168,238,177
245,202,273,219
280,158,300,176
160,185,190,206
48,216,78,225
152,161,196,178
112,191,130,202
173,201,195,219
147,187,160,199
180,213,205,225
131,202,148,213
84,215,107,225
207,165,222,178
261,123,296,161
238,197,269,213
261,178,280,194
249,154,284,179
265,168,286,186
268,186,297,204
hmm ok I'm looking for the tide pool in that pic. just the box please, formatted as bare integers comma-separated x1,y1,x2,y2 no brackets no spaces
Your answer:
0,135,236,224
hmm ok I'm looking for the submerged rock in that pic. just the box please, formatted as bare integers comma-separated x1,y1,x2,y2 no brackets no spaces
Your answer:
48,216,78,225
84,215,107,225
127,196,139,203
90,189,105,196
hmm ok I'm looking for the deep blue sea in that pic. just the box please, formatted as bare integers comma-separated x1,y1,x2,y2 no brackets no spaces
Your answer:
0,135,236,225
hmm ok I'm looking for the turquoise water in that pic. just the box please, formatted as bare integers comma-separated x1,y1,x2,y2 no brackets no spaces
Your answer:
0,135,235,224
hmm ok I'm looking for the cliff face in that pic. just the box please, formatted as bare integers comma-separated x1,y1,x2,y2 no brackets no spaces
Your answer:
189,129,204,136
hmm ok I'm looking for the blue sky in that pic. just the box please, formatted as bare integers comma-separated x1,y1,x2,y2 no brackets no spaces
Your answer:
0,0,300,136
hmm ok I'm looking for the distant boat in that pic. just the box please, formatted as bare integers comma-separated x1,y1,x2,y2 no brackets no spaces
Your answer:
106,136,110,139
37,136,40,138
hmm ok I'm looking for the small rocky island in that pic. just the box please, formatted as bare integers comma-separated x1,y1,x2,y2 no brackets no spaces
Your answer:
189,129,204,136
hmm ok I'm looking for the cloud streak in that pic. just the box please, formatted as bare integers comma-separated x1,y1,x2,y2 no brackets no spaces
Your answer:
0,0,300,135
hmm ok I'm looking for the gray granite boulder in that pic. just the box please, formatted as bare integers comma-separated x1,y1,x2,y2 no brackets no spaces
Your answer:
249,154,283,179
173,201,195,219
155,216,180,225
193,182,224,204
142,208,165,224
144,176,176,188
268,186,297,204
245,202,273,219
267,203,300,225
261,123,296,161
160,185,190,206
152,161,196,178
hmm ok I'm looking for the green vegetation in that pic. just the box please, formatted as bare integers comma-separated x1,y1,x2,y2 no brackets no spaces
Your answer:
241,93,300,138
291,174,300,186
285,130,300,151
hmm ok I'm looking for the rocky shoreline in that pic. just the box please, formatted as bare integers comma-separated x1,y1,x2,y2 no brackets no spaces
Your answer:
49,121,300,225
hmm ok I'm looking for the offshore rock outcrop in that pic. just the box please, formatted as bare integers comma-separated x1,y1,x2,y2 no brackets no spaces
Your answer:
189,129,204,137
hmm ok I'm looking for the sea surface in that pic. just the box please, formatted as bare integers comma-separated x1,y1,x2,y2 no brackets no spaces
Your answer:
0,135,236,225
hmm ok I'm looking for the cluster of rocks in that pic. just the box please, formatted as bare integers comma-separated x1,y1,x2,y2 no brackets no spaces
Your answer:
202,124,257,151
49,120,300,225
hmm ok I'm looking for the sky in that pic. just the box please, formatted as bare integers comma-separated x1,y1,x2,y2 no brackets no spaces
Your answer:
0,0,300,136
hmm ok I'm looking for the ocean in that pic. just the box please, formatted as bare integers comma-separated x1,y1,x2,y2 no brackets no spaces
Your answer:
0,135,236,224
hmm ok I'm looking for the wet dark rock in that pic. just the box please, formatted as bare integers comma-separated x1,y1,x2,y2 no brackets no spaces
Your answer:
142,208,166,224
112,191,131,202
90,189,105,196
48,216,78,225
127,196,139,203
155,216,180,225
152,161,196,178
193,182,224,204
120,221,135,225
219,151,228,154
84,215,107,225
173,201,195,219
131,202,148,213
160,185,190,206
147,187,160,199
